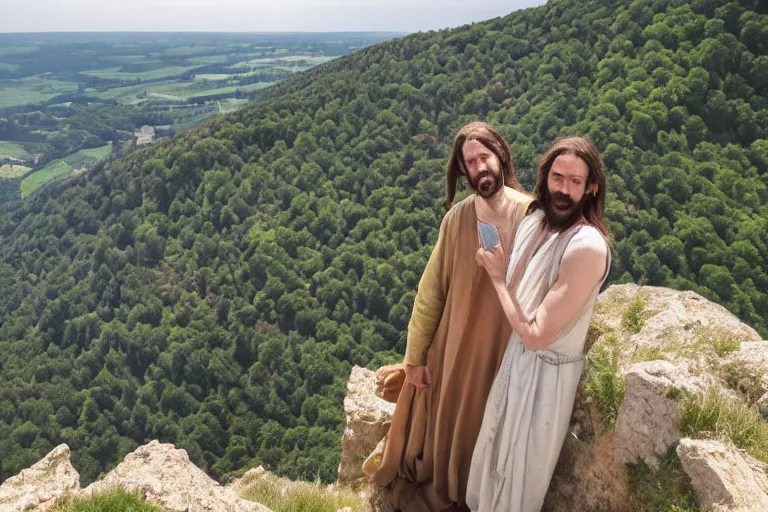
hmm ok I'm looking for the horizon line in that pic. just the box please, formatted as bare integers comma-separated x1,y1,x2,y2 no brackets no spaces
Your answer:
0,30,412,36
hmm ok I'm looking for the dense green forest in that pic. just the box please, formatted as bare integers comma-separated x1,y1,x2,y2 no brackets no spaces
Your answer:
1,0,767,488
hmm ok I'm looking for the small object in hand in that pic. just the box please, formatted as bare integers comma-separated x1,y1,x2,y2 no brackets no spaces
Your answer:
477,220,500,250
375,363,406,403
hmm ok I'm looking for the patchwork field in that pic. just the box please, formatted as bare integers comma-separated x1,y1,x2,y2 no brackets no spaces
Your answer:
0,141,30,159
0,32,402,202
81,65,201,81
21,160,71,196
0,164,31,178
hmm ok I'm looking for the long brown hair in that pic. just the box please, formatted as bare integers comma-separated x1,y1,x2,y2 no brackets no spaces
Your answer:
444,121,524,210
529,136,610,239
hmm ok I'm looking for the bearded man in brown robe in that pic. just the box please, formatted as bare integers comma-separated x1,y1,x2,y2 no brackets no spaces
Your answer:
369,121,532,511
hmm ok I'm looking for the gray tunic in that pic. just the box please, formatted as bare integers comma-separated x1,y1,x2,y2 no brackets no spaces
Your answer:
466,210,611,512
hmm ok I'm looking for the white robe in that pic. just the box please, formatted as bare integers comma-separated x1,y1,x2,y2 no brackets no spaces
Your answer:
466,211,611,512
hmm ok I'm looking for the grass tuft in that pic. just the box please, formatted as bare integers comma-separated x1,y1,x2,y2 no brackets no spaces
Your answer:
632,346,665,363
586,334,626,432
679,391,768,465
627,446,701,512
51,489,163,512
712,336,741,357
239,476,368,512
621,293,649,334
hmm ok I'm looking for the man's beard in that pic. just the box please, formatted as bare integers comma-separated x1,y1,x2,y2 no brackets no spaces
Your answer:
468,168,503,199
544,191,587,230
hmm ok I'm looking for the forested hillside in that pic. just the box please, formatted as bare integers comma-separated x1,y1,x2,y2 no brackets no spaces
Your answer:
1,0,767,487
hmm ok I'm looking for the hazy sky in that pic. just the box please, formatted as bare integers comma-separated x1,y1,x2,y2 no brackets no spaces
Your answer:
1,0,547,33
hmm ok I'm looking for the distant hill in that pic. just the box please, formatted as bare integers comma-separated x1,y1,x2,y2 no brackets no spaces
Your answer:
0,0,766,487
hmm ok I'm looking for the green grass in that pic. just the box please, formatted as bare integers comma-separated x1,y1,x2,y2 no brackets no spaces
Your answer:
585,333,626,432
622,293,649,334
51,489,163,512
185,85,240,98
0,141,30,159
0,164,31,178
82,66,200,80
171,111,219,131
679,391,768,465
632,346,666,363
0,85,56,109
627,446,701,512
0,76,78,108
142,82,233,100
220,98,250,113
75,144,113,160
160,45,221,57
186,55,233,65
100,55,151,64
87,83,168,102
718,358,765,405
195,73,233,81
21,160,72,196
0,46,39,56
712,335,741,357
239,477,368,512
63,144,112,169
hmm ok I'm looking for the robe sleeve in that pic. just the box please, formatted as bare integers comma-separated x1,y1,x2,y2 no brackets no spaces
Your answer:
403,209,456,366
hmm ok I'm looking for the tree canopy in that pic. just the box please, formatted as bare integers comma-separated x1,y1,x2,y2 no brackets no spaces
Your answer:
1,0,767,487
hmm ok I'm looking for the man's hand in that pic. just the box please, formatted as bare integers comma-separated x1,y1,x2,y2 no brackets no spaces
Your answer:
405,364,431,389
475,244,507,284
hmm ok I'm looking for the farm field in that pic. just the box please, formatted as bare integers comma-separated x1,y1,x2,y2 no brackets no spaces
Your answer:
0,141,30,159
0,164,31,178
20,160,72,196
0,32,401,201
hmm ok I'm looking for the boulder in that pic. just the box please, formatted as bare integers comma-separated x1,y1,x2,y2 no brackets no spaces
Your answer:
593,284,761,370
83,440,272,512
337,366,396,484
0,444,79,511
676,438,768,512
613,361,705,469
718,341,768,404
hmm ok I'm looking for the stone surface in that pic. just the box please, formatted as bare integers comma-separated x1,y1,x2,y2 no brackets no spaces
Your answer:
719,341,768,403
7,285,765,512
677,438,768,512
593,284,761,371
613,361,704,469
84,441,272,512
337,366,395,484
0,444,79,512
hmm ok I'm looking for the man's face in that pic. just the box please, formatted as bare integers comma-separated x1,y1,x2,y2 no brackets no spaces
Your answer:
462,139,503,199
545,153,591,224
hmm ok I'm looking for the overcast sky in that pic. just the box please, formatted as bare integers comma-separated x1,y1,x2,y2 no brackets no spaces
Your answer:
0,0,548,33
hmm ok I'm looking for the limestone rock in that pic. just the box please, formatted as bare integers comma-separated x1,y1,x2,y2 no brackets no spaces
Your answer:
346,285,767,510
337,366,396,484
757,391,768,412
677,438,768,512
84,440,272,512
719,341,768,404
593,284,761,370
227,466,269,493
613,361,704,469
0,444,79,511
